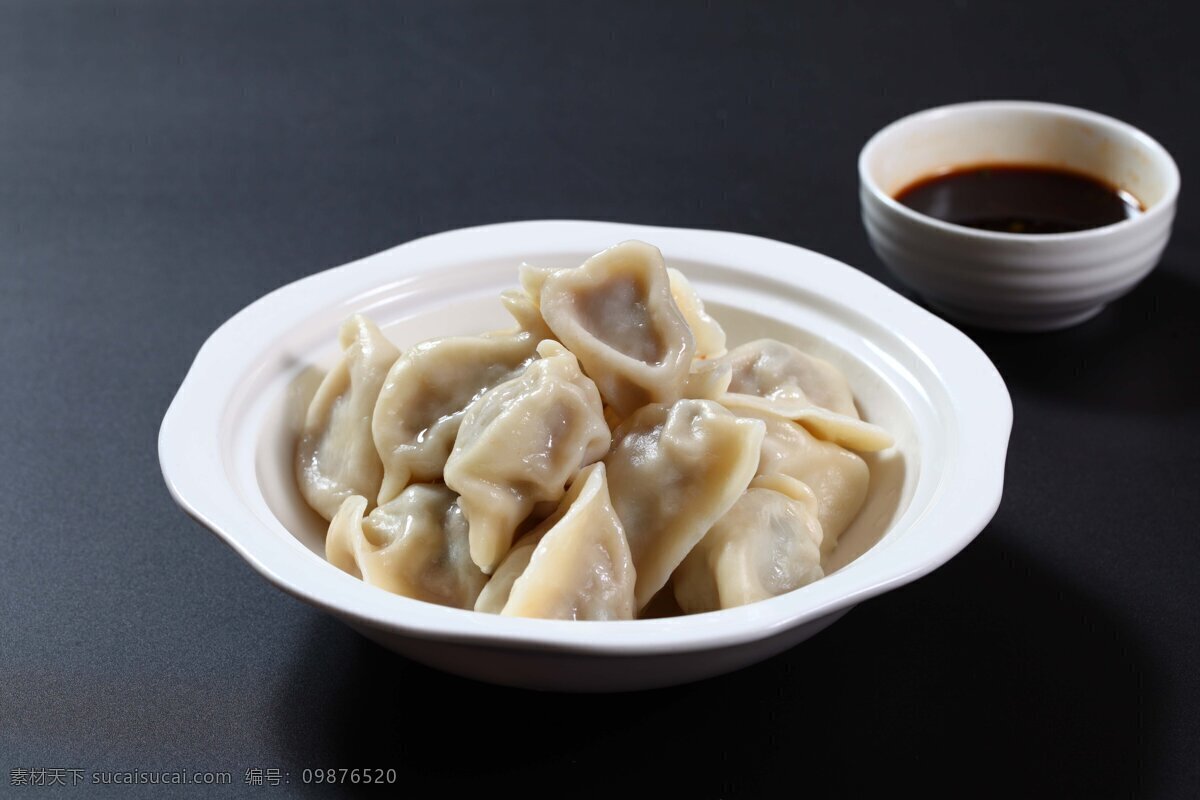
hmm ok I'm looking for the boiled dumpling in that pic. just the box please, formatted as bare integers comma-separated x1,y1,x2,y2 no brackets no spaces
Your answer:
604,399,765,609
473,460,589,614
671,269,731,400
444,340,610,574
673,474,824,614
502,463,634,620
716,339,893,452
718,338,858,416
372,330,539,505
683,359,733,400
535,240,696,416
467,495,585,614
325,484,487,609
667,267,727,359
780,405,893,452
296,315,400,520
499,288,555,342
478,463,635,620
473,538,539,614
517,261,558,305
725,400,869,555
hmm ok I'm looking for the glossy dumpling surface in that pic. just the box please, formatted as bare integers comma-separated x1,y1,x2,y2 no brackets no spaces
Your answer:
667,267,727,359
719,338,859,417
783,406,893,452
716,339,893,452
673,474,824,613
473,537,539,614
473,456,590,615
604,399,765,609
296,315,400,520
499,288,555,342
372,330,539,505
683,359,733,400
493,463,636,621
444,340,610,574
537,240,696,416
726,401,869,555
325,484,487,609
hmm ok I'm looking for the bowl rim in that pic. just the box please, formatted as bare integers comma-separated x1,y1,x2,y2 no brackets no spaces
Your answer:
159,220,1012,656
858,99,1181,244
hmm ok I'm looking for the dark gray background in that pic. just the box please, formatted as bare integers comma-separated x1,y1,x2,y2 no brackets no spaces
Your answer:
2,1,1197,797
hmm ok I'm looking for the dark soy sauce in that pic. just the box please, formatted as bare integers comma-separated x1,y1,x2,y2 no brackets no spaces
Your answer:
895,164,1143,234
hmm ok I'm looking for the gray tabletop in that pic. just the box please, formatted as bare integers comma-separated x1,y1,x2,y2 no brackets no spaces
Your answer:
3,1,1197,797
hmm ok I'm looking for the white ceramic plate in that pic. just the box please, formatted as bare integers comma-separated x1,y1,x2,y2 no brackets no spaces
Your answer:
159,220,1011,691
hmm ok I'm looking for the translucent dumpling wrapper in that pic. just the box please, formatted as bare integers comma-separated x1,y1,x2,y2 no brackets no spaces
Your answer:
682,359,733,400
716,339,893,452
473,539,539,614
517,262,558,306
474,460,587,614
372,330,540,505
536,240,696,417
673,475,824,614
667,267,727,359
718,338,859,416
477,463,635,620
715,395,897,455
444,340,611,574
499,288,555,342
488,264,560,345
325,484,488,610
296,315,400,520
787,405,893,452
602,405,625,432
604,399,765,609
725,401,869,555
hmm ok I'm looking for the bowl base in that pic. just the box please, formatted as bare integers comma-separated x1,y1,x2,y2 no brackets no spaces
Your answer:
348,606,854,692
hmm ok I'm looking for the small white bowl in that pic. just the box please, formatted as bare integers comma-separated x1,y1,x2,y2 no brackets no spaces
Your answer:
860,101,1180,331
159,220,1011,691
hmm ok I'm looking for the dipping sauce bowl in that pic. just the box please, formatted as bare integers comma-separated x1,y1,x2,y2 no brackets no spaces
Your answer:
859,101,1180,331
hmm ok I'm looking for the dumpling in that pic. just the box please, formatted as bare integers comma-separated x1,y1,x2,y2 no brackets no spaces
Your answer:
673,474,824,614
499,288,555,342
667,267,727,359
683,359,733,400
716,339,893,452
473,537,539,614
296,315,400,520
718,338,859,416
502,464,634,620
473,459,589,614
444,340,610,574
672,272,731,399
372,330,539,505
724,401,869,555
783,406,893,452
535,240,696,416
325,484,487,609
477,463,635,620
517,261,558,304
602,405,625,432
604,399,765,609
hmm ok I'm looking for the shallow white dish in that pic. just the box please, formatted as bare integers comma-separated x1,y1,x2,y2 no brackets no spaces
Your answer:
159,220,1011,691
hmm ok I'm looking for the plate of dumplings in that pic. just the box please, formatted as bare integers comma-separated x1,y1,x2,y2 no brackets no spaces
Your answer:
161,220,1011,691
